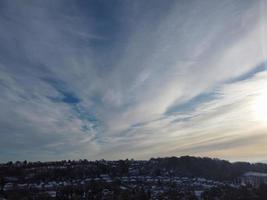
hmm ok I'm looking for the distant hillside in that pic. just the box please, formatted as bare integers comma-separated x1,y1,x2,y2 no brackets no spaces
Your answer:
147,156,267,181
1,156,267,182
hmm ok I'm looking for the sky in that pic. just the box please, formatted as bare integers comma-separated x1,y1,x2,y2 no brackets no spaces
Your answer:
0,0,267,163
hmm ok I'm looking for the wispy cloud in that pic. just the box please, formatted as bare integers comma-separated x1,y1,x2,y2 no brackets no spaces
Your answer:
0,0,266,162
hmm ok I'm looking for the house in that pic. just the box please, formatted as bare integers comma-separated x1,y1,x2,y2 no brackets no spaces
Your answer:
3,183,13,191
46,191,57,198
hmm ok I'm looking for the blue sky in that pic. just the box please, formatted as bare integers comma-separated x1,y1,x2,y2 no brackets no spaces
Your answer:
0,0,267,162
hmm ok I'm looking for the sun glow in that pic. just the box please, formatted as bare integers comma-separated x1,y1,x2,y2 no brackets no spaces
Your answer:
252,93,267,123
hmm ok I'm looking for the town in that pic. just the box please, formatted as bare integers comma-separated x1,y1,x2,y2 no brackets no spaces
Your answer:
1,156,267,199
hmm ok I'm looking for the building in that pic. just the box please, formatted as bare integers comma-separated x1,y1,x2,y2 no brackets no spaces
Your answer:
241,172,267,186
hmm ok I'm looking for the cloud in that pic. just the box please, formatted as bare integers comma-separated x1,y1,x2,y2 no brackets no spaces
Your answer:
98,70,267,161
0,0,266,162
